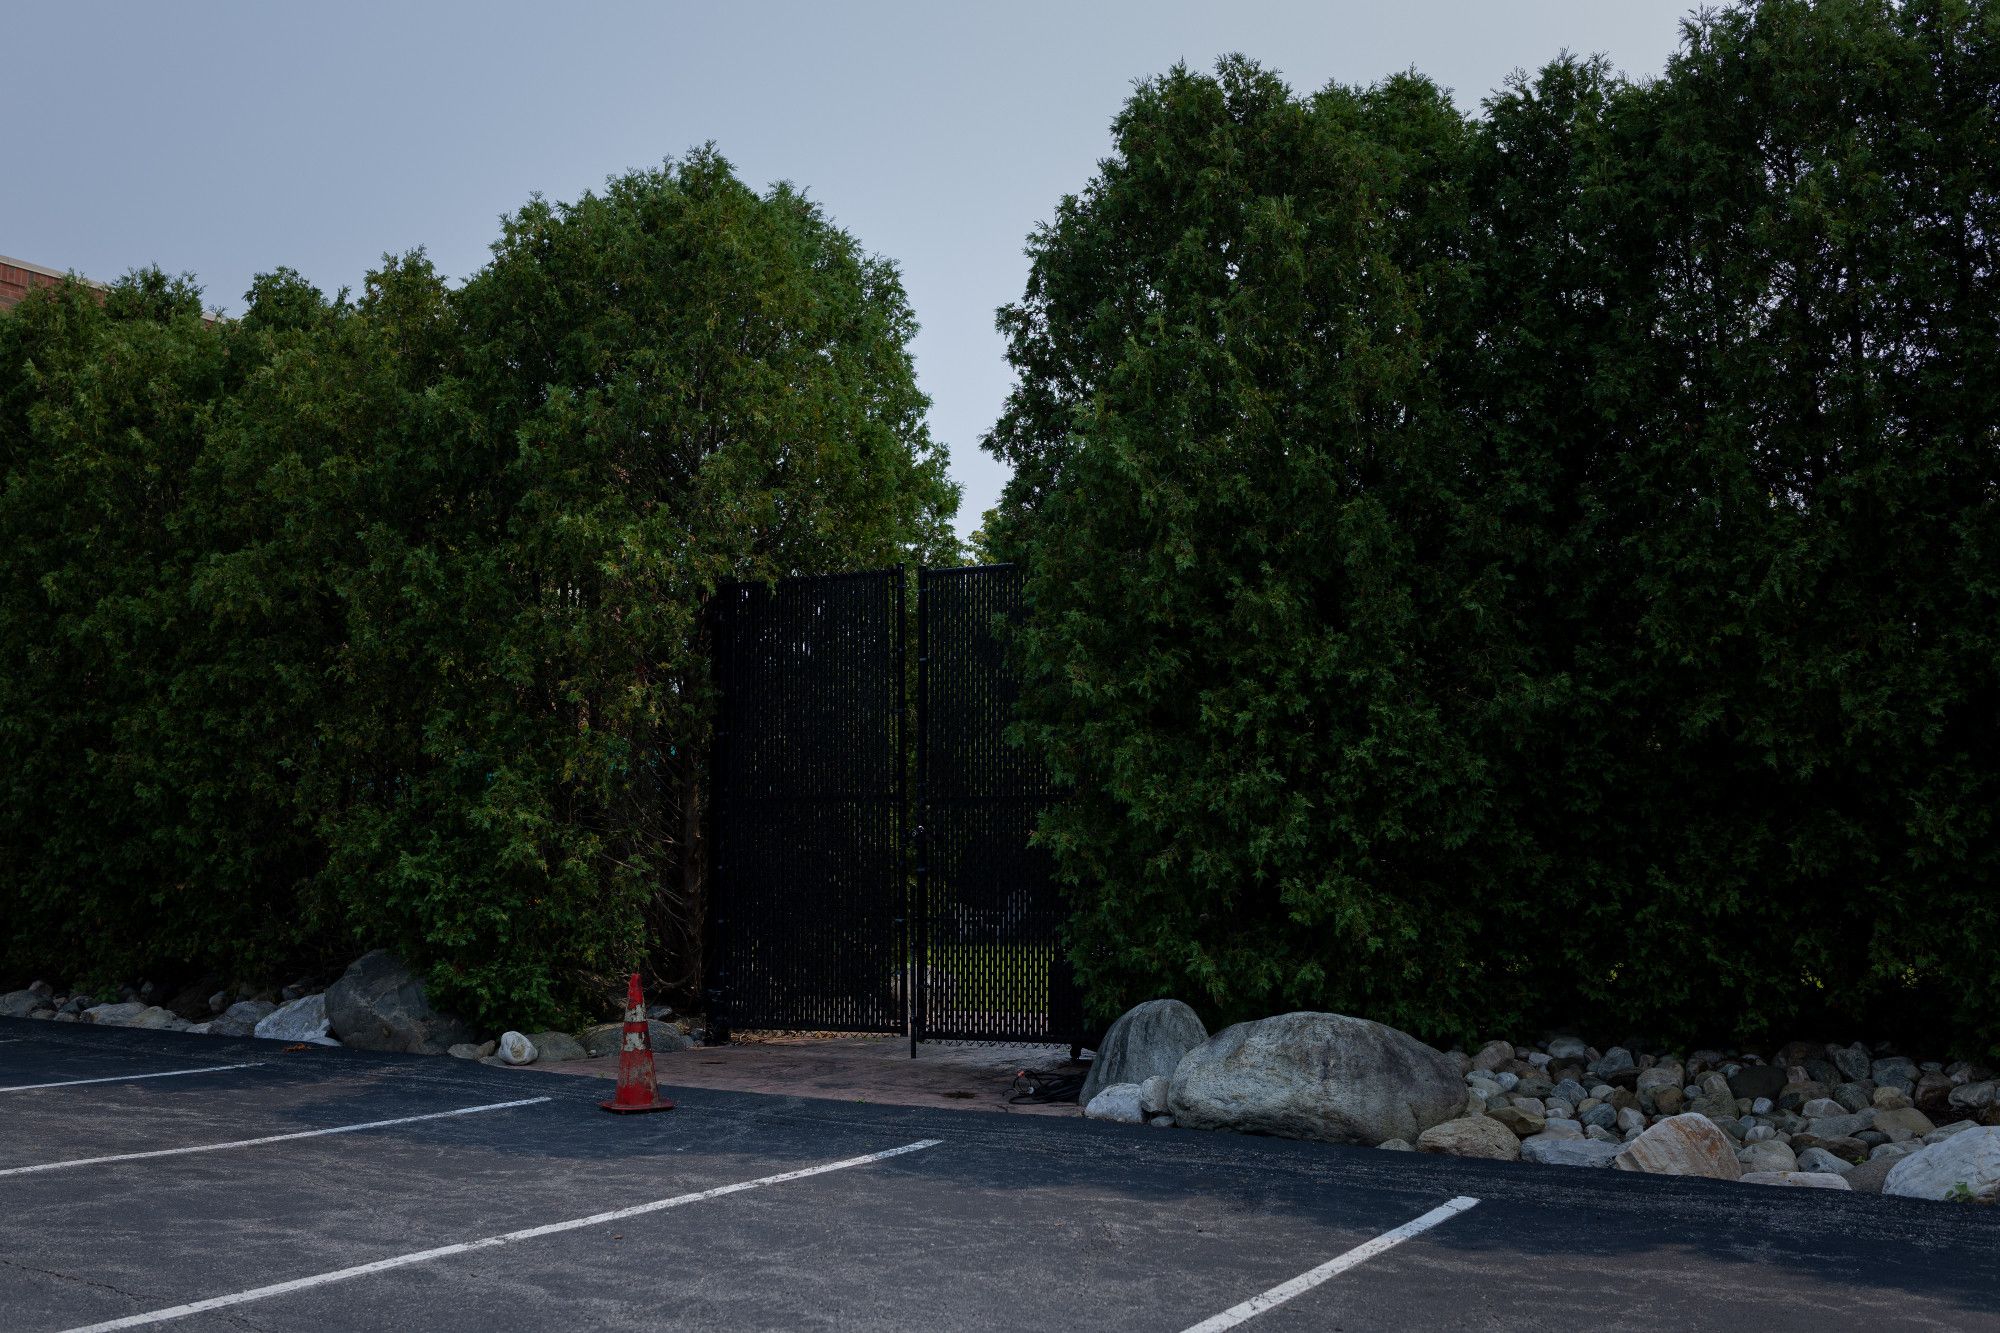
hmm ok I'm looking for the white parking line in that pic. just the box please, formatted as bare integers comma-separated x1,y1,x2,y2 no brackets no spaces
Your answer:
0,1063,263,1094
0,1096,552,1177
1178,1195,1480,1332
56,1138,944,1332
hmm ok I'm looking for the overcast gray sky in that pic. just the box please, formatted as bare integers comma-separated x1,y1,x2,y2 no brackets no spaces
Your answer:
3,1,1697,538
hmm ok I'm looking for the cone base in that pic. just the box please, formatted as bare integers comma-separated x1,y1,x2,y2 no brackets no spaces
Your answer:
599,1096,676,1114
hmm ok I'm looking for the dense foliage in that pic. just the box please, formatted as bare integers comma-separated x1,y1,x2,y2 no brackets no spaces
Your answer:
988,0,2000,1054
0,153,958,1026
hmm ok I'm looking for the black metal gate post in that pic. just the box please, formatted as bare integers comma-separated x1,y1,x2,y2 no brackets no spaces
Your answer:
911,568,927,1057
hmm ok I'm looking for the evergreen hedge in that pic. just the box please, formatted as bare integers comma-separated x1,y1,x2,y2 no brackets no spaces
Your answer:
986,1,2000,1055
0,153,959,1027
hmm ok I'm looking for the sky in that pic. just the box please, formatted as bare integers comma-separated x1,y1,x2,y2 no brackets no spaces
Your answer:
3,1,1698,539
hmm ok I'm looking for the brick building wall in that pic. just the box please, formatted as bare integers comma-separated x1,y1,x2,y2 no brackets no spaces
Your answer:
0,254,106,311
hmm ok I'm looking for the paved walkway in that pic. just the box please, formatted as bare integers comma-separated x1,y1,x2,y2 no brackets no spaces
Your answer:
524,1032,1087,1116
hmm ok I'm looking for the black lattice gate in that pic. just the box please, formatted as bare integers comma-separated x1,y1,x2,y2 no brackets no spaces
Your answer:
915,565,1083,1045
705,564,1080,1049
707,569,906,1035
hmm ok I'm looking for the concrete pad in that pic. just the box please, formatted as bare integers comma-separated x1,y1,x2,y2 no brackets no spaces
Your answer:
511,1031,1087,1117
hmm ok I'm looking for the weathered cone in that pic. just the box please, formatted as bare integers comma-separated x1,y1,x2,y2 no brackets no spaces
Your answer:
600,974,675,1115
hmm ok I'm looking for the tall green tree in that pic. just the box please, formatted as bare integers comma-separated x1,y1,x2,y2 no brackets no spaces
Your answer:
987,60,1511,1038
992,1,2000,1054
1,152,959,1027
312,152,959,1023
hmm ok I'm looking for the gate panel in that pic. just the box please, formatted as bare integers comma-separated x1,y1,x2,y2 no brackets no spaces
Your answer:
708,569,905,1034
917,565,1083,1044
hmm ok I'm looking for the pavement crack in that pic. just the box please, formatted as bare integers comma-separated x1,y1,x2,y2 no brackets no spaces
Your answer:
0,1253,153,1302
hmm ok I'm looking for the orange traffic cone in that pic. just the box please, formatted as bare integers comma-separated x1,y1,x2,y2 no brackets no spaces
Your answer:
599,973,676,1114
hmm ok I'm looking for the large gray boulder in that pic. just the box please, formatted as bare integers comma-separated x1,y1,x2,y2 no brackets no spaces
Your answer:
526,1030,588,1063
1080,999,1208,1105
324,951,474,1055
1,989,41,1019
1884,1125,2000,1204
207,1000,276,1037
1167,1011,1465,1146
255,993,337,1044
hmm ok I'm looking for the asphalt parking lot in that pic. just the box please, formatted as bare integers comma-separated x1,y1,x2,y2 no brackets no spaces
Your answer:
2,1019,1997,1331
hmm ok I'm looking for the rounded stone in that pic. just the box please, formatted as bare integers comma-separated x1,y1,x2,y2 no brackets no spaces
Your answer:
1168,1011,1464,1147
1418,1115,1521,1161
1080,999,1208,1105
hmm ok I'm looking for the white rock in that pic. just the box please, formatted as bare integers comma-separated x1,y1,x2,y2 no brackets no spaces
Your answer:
1740,1171,1852,1190
1084,1082,1146,1125
255,993,337,1044
1520,1136,1623,1168
1138,1075,1170,1116
496,1030,538,1066
1884,1125,2000,1204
